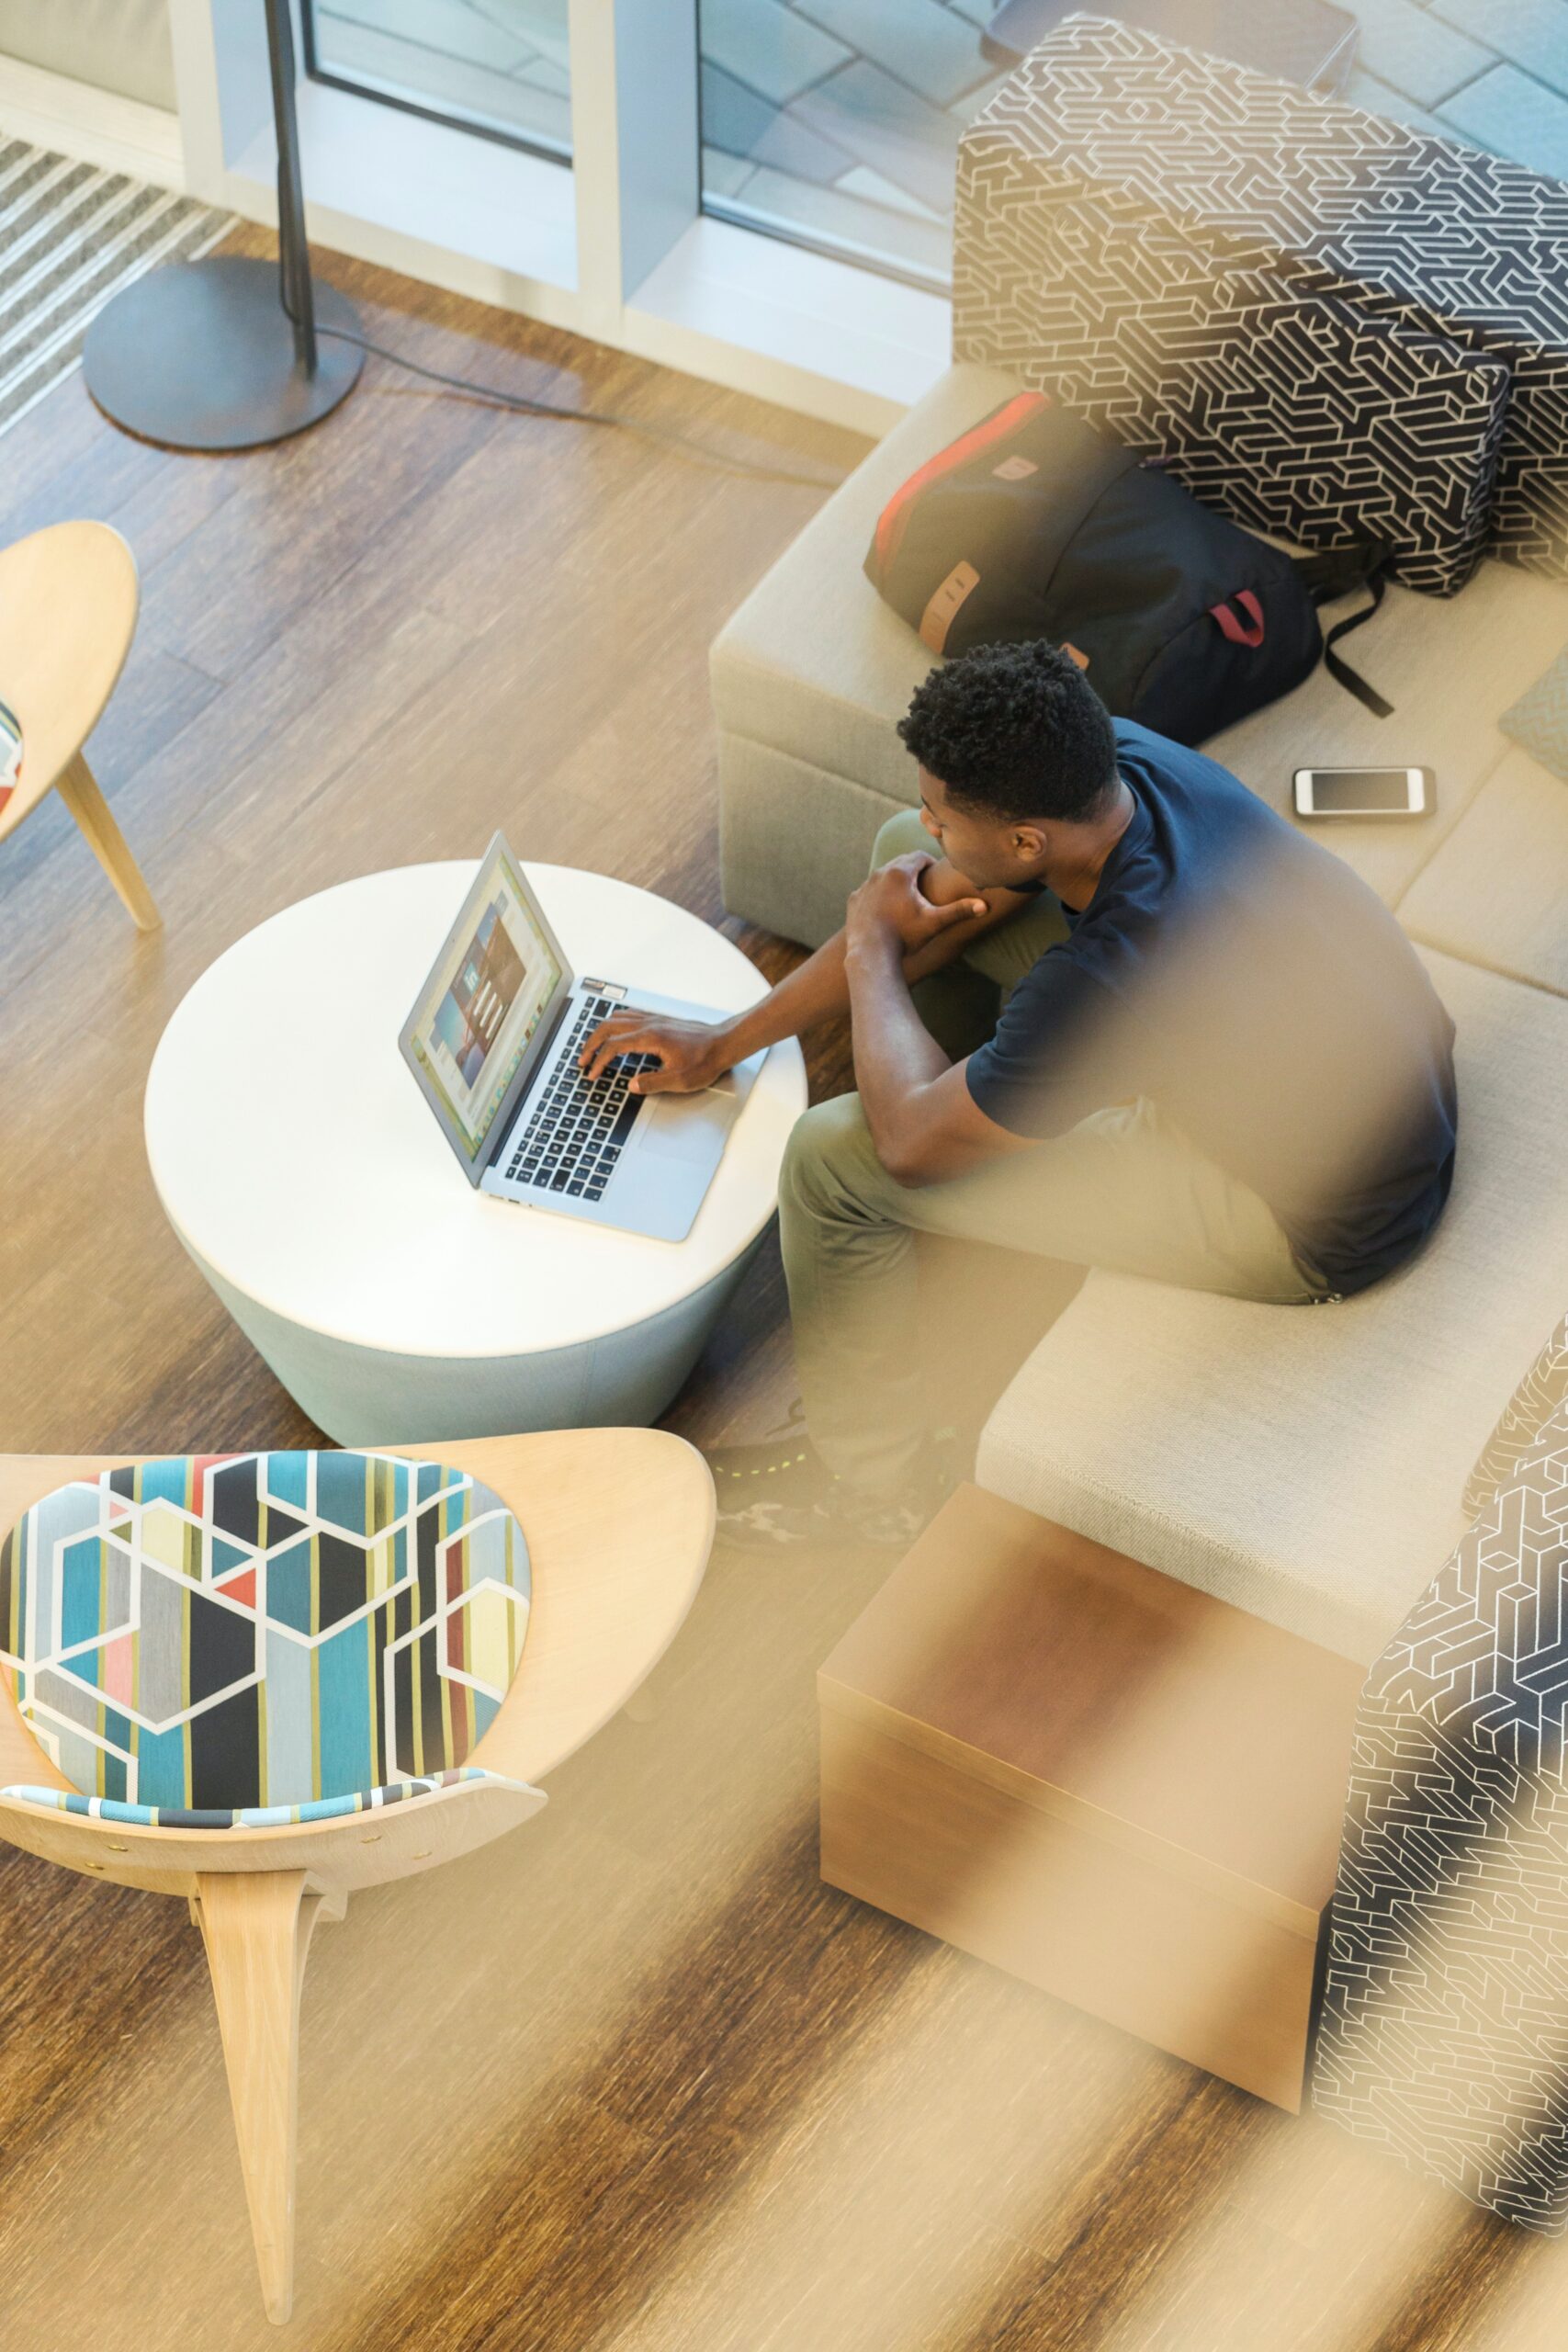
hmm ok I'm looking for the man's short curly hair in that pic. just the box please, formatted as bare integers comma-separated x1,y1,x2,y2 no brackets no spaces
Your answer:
897,640,1119,823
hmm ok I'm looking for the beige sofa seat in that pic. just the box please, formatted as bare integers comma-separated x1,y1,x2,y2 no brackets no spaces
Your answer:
1400,744,1568,998
1207,571,1568,913
976,950,1568,1666
714,361,1568,946
714,364,1020,944
0,0,175,112
713,356,1568,1668
715,364,1021,802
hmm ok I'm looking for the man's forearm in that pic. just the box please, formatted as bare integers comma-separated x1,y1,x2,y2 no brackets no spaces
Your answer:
845,926,949,1169
702,930,852,1069
709,883,1010,1070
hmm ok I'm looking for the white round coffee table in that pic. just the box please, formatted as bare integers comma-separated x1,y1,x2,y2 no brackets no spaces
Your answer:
144,862,807,1444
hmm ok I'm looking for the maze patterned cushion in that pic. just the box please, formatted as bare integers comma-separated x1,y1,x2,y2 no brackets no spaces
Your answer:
1464,1310,1568,1522
1501,650,1568,788
1314,1396,1568,2231
0,1453,531,1825
953,17,1568,589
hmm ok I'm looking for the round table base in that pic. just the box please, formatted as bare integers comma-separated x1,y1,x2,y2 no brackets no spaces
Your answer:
145,861,807,1434
197,1238,765,1446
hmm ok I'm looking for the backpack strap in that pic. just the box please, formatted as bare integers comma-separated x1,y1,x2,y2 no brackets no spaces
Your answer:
1292,540,1389,603
1322,578,1393,720
1211,590,1267,648
1292,541,1394,720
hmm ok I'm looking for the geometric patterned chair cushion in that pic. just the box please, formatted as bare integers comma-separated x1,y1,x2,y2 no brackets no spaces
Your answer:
0,1452,531,1830
0,694,20,820
1463,1311,1568,1523
0,1770,496,1833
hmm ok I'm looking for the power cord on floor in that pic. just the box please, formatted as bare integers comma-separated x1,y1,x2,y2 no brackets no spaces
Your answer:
282,293,848,492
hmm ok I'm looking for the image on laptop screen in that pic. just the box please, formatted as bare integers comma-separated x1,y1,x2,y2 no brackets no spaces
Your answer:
405,840,564,1164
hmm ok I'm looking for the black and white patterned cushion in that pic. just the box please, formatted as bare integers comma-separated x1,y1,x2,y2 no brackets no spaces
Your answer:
953,15,1568,592
1313,1396,1568,2232
1465,1312,1568,1522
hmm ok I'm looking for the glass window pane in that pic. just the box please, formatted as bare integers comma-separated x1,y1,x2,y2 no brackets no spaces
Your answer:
305,0,573,158
697,0,1009,288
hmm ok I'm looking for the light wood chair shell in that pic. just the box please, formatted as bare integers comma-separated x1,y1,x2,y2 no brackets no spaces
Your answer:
0,1428,715,2324
0,520,160,928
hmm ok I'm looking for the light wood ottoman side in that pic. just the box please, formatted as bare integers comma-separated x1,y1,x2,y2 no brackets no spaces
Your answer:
818,1485,1364,2109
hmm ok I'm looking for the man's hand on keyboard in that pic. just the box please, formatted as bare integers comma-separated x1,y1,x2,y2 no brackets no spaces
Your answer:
579,1011,729,1095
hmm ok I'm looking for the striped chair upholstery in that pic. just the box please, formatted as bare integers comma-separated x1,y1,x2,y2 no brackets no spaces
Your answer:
0,1452,532,1829
0,695,20,819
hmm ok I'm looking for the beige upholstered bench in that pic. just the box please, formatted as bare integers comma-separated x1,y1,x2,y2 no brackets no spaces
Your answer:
713,359,1568,1674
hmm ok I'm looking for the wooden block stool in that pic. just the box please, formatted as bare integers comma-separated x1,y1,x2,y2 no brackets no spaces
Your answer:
818,1486,1365,2109
0,521,160,930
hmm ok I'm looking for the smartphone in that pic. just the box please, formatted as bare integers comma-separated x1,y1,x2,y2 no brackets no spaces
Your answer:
1292,766,1434,820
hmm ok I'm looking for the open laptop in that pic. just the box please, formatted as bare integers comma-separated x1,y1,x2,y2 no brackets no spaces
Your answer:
399,833,762,1242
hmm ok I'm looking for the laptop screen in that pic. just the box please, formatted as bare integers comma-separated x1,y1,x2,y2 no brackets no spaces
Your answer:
402,838,565,1166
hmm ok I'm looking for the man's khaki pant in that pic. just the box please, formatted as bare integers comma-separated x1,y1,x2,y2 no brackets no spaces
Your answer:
779,809,1328,1499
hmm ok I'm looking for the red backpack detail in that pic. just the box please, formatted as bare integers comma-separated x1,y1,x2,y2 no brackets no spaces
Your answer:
865,397,1390,744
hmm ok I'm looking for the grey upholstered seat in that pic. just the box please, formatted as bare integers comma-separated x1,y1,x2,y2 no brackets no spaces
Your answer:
0,0,176,110
716,357,1568,1660
977,952,1568,1663
714,363,1568,951
1401,746,1568,1000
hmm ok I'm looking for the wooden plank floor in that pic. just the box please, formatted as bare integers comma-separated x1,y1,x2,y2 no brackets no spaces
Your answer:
2,230,1566,2350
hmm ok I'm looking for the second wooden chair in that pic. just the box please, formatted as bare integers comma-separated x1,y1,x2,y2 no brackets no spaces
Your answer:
0,1427,714,2324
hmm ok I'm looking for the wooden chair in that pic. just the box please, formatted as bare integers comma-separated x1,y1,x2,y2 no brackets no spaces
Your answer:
0,520,160,929
0,1429,714,2324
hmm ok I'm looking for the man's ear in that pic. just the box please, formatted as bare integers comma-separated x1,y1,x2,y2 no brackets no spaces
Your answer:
1010,824,1048,866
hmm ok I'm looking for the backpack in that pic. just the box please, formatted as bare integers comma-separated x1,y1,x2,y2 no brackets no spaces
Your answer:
864,391,1390,746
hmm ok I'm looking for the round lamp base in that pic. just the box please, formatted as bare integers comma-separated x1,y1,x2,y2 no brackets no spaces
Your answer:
83,255,364,452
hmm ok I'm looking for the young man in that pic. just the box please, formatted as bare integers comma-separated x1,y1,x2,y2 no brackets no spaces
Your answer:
581,642,1459,1546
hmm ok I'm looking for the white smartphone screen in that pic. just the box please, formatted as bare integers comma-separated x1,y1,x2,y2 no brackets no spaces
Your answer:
1293,767,1429,818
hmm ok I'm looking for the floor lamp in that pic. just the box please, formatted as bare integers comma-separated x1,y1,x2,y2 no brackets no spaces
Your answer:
83,0,363,450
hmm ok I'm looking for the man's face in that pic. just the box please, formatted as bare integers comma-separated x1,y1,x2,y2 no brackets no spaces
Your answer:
918,768,1047,890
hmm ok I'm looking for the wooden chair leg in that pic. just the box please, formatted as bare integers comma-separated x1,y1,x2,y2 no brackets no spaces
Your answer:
54,751,161,931
195,1871,339,2325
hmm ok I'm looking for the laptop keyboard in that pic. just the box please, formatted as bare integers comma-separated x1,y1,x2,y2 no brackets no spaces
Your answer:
502,996,659,1204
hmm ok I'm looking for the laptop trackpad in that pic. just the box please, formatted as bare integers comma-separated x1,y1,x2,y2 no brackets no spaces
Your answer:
638,1092,732,1165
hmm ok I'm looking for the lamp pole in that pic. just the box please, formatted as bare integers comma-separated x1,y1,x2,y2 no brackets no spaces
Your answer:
83,0,363,451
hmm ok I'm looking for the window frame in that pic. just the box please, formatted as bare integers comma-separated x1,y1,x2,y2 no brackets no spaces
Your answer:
298,0,575,171
159,0,951,435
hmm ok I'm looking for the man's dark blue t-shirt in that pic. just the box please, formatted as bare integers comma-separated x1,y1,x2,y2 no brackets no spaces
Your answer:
964,720,1458,1294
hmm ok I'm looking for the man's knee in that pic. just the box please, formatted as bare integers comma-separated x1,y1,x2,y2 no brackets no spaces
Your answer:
869,808,929,875
780,1093,882,1223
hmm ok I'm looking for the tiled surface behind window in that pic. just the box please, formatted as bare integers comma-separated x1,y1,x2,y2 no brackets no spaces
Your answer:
697,0,1568,285
302,0,1568,286
310,0,571,153
700,0,1003,281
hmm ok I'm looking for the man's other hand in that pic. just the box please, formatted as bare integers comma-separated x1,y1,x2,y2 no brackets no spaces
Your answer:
847,852,987,955
578,1010,730,1095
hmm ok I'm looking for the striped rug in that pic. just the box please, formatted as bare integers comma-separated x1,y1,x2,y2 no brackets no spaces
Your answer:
0,136,232,438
